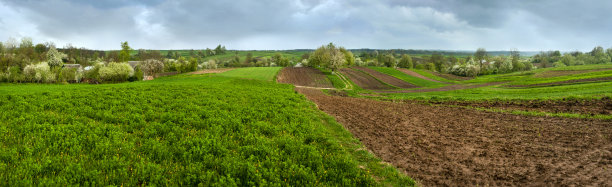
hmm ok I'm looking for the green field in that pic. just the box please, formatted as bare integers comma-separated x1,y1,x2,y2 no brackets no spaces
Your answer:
372,64,612,101
0,72,413,186
368,67,447,87
218,67,282,81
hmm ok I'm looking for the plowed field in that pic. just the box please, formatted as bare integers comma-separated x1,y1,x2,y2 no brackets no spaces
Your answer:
339,68,393,90
277,67,334,88
296,87,611,186
352,67,418,89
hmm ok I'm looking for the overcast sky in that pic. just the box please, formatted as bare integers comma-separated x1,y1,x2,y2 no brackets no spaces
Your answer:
1,0,611,51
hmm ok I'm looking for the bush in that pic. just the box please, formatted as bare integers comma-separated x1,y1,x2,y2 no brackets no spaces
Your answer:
426,63,436,71
497,59,513,73
99,62,134,82
83,62,104,81
23,62,56,83
514,61,526,71
7,66,24,83
553,61,566,67
523,61,534,71
448,59,480,77
206,59,217,69
139,59,164,76
132,66,144,81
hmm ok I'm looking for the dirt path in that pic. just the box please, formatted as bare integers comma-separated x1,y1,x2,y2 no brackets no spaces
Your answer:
352,67,418,89
277,67,334,88
376,82,506,93
189,68,235,75
398,69,445,83
339,68,394,90
296,87,611,186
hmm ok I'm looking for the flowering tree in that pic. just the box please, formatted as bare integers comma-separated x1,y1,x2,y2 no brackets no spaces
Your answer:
46,46,66,68
139,59,164,76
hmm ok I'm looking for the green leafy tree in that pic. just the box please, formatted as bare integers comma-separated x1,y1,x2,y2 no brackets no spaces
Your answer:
510,48,521,71
119,41,131,62
382,54,396,68
245,53,253,64
398,54,413,68
474,48,488,69
340,47,355,66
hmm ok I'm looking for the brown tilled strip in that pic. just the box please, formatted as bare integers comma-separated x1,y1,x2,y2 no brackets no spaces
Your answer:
296,87,611,186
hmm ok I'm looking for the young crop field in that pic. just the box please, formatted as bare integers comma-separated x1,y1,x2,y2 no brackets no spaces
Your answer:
217,67,282,81
368,67,447,87
0,72,413,186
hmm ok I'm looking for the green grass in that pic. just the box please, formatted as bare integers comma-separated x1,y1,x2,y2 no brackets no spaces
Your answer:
508,70,612,86
382,81,612,101
410,69,460,83
218,67,282,81
318,69,346,89
368,67,447,87
0,73,413,186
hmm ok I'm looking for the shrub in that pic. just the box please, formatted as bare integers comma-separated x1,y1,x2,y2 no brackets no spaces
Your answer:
553,61,566,67
206,59,217,69
415,64,425,69
99,62,134,82
448,59,480,77
426,63,436,71
139,59,164,76
83,62,104,81
23,62,56,83
514,61,526,71
7,66,24,83
523,61,535,71
497,59,513,73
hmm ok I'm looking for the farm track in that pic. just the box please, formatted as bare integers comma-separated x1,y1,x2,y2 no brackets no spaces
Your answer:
397,68,446,83
375,82,506,93
352,67,418,89
295,87,612,186
339,68,394,90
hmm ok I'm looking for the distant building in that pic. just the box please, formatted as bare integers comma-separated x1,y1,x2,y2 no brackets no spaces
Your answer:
127,61,141,69
62,64,82,69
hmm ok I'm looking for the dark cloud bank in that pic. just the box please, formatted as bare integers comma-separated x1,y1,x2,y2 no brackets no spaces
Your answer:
1,0,610,51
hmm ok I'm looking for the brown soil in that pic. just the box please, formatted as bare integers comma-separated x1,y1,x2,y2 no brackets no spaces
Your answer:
296,87,612,186
398,68,445,83
276,67,334,88
376,82,506,93
339,68,394,90
352,67,418,89
506,77,612,88
189,68,235,75
534,69,612,78
430,71,474,81
425,97,612,116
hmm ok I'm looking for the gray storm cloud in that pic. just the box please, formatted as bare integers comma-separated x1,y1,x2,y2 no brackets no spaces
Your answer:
0,0,610,51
